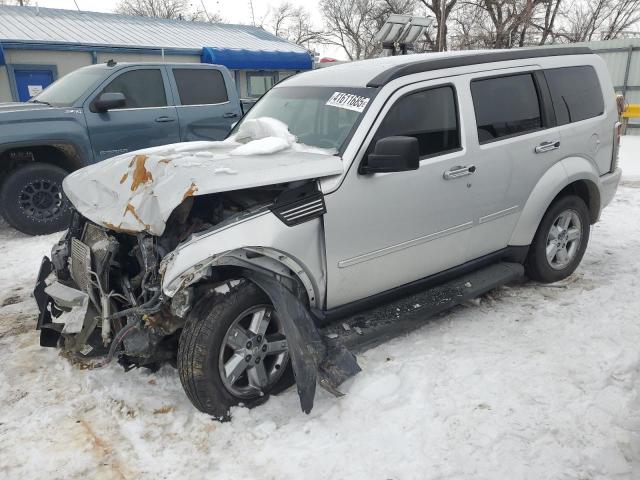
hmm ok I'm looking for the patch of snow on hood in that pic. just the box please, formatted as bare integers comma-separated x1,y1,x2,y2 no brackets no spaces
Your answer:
62,117,343,236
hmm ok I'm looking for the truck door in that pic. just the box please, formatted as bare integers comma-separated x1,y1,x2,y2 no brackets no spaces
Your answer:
168,66,242,141
462,68,564,260
84,66,180,161
323,81,473,308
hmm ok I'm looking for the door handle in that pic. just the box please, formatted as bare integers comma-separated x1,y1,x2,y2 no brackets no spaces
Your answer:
155,116,175,123
223,112,239,118
443,165,476,180
535,140,560,153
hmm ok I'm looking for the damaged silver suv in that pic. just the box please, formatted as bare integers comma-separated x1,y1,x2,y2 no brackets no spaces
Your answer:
35,47,622,419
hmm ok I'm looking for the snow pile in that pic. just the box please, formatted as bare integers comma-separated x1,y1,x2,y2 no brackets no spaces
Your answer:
1,153,639,479
231,117,296,156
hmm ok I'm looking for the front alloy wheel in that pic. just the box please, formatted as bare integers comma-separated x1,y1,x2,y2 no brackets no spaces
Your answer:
219,305,289,398
178,282,293,420
0,162,71,235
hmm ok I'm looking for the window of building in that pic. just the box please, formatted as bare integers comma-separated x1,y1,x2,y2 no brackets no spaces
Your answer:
545,66,604,125
173,68,228,105
100,69,167,109
247,72,278,98
471,73,542,143
374,85,461,158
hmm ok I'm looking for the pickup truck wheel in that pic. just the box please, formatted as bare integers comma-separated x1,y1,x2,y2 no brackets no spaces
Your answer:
0,163,71,235
177,282,292,420
525,195,590,283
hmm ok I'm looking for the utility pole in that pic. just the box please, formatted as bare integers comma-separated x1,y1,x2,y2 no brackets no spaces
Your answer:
248,0,256,26
200,0,212,22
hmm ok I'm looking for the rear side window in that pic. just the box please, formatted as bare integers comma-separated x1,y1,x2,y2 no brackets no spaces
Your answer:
101,69,167,109
375,85,460,157
471,74,542,143
174,69,229,105
545,66,604,125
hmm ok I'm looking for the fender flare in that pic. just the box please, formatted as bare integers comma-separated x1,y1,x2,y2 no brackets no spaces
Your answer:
162,246,322,309
509,156,601,246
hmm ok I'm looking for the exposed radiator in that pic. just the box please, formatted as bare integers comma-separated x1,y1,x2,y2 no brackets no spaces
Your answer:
70,238,92,293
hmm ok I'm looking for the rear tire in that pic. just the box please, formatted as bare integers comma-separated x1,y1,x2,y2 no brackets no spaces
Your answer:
525,195,590,283
177,282,292,420
0,163,71,235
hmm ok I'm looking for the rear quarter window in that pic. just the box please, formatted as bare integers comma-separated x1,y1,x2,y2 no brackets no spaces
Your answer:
545,66,604,125
173,69,229,105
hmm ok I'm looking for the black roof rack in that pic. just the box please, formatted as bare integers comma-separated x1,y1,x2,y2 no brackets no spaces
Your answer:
367,46,593,87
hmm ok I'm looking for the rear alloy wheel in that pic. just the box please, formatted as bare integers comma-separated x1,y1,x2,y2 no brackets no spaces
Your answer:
1,163,71,235
178,282,292,419
525,195,590,283
545,209,583,270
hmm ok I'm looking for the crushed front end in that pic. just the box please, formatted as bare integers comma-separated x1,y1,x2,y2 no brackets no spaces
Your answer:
34,211,182,368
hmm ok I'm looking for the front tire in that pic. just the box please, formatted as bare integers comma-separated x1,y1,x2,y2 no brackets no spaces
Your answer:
177,282,291,419
525,195,590,283
0,163,71,235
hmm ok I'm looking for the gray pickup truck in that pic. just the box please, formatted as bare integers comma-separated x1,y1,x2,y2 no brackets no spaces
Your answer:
0,61,243,235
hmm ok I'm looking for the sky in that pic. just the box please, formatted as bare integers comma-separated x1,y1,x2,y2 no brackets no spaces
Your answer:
29,0,345,58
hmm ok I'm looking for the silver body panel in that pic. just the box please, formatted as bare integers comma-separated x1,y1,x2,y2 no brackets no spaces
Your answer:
162,51,621,311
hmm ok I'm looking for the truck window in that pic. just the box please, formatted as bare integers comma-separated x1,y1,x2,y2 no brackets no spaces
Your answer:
471,73,542,143
31,68,105,107
374,86,460,158
173,69,228,105
100,69,167,109
545,66,604,125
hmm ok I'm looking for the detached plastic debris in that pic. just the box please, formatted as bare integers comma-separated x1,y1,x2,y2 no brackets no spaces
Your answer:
244,271,361,414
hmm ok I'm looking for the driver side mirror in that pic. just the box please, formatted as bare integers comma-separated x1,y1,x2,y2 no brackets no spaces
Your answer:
361,136,420,174
91,92,126,112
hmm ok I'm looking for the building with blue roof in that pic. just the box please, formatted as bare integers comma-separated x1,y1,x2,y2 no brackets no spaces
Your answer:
0,5,313,103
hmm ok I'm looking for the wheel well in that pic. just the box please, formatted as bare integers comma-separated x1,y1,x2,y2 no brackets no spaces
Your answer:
554,180,600,224
0,144,85,179
187,263,313,309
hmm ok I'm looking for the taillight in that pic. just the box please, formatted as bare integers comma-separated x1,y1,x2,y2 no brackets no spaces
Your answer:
612,121,622,172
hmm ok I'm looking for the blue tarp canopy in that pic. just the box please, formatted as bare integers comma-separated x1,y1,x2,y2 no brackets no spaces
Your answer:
202,47,312,70
0,42,5,66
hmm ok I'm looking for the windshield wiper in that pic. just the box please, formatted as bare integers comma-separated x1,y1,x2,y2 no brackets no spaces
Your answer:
29,99,51,106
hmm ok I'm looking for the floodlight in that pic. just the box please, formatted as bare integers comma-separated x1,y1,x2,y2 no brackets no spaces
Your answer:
375,14,412,46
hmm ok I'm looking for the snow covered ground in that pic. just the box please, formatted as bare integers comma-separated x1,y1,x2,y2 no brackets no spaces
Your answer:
1,138,639,480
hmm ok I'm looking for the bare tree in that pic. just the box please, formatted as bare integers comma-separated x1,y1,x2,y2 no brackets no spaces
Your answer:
115,0,206,21
558,0,640,42
269,2,324,46
535,0,562,45
0,0,32,5
419,0,458,51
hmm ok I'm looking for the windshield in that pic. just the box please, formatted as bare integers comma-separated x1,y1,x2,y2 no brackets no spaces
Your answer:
232,86,376,151
31,68,106,107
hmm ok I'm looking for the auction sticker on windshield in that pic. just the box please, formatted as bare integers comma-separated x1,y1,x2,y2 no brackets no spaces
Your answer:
326,92,370,113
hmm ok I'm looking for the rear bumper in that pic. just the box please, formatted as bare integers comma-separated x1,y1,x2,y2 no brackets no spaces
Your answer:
599,167,622,213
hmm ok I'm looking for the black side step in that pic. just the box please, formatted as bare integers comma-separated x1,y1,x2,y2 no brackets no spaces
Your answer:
320,262,524,352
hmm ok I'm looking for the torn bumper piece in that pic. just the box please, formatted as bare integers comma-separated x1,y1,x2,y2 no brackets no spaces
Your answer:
44,281,89,334
244,271,361,414
34,256,92,347
34,256,63,347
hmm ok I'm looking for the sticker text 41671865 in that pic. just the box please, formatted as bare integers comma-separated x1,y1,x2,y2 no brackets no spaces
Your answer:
325,92,370,113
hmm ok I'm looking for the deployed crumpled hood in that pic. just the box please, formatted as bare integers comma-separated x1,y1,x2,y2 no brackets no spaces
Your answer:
63,118,343,236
